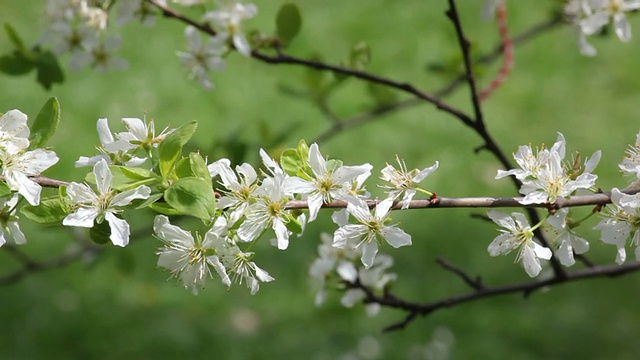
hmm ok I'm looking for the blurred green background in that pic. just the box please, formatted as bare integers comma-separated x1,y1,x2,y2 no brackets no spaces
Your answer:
2,0,640,359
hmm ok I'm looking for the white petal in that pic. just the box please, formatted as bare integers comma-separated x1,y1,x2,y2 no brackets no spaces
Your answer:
380,226,412,248
273,218,290,250
105,212,130,247
614,13,632,42
153,215,195,246
121,117,147,140
521,246,543,277
336,261,358,282
6,171,42,206
412,161,439,183
96,118,115,146
67,182,98,204
93,159,112,195
111,185,151,206
306,192,324,222
360,241,378,268
63,208,99,228
7,221,26,245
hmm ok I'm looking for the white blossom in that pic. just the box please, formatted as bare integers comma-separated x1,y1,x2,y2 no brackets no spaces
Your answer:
285,143,372,222
0,110,30,153
0,195,27,247
208,158,259,224
487,210,552,277
619,130,640,183
63,159,151,247
580,0,640,42
209,222,274,295
333,198,411,268
154,215,229,295
75,118,146,168
177,25,226,89
380,155,438,209
0,148,59,206
594,188,640,264
203,1,257,56
237,175,292,249
547,208,589,267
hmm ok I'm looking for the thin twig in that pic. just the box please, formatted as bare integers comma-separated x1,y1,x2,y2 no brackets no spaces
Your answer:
436,258,484,290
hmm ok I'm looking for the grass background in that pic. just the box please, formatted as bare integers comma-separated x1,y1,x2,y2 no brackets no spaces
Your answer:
2,0,640,359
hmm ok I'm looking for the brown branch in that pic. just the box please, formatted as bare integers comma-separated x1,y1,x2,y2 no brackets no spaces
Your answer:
146,0,476,129
285,188,622,211
446,0,484,126
357,260,640,332
313,15,563,145
436,258,484,291
0,242,100,286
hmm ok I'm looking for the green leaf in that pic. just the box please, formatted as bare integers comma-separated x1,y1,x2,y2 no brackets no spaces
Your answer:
0,51,35,76
4,23,28,54
280,148,303,178
21,198,67,225
35,50,64,90
350,41,370,70
0,182,11,198
148,201,183,216
285,214,303,235
276,3,302,47
135,193,163,210
28,97,60,149
158,121,197,179
189,152,211,185
90,220,111,245
164,177,216,220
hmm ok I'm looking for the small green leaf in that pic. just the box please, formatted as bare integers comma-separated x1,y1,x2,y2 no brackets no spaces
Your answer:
164,177,216,220
4,23,27,54
0,182,11,198
189,152,211,185
350,41,370,70
148,201,183,216
158,121,197,179
135,192,163,210
285,215,303,235
276,3,302,47
28,97,60,149
119,166,156,180
90,220,111,245
280,148,303,178
35,50,64,90
0,52,35,76
21,198,67,225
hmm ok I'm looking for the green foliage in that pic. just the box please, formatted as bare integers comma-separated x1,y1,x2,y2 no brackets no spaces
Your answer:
20,197,67,225
0,24,64,90
280,139,310,178
276,3,302,47
0,183,12,198
0,51,35,75
163,177,216,220
28,97,60,149
158,121,198,180
35,50,64,90
90,219,111,245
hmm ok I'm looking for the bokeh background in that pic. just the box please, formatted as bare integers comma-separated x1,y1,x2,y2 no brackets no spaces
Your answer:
2,1,640,359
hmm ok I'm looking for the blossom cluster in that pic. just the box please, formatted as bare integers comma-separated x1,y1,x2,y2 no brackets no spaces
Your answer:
7,101,640,309
491,131,640,277
41,0,257,88
34,117,437,295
